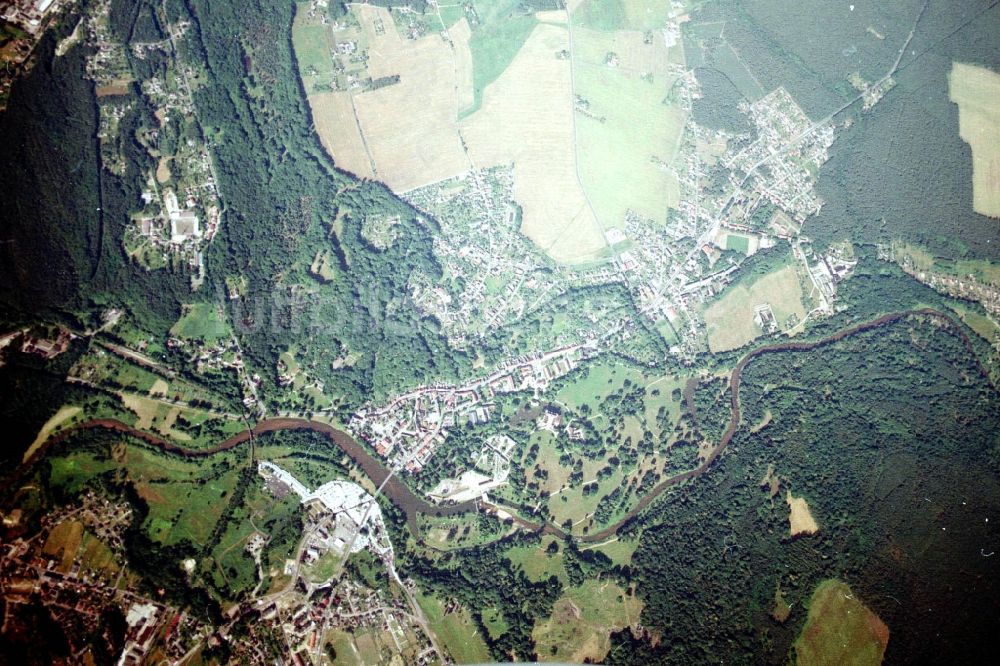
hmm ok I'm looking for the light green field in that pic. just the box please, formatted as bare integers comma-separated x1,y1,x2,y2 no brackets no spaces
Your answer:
292,4,335,94
417,593,491,664
171,302,230,341
704,264,807,352
573,33,685,227
573,0,676,31
556,362,646,410
532,579,643,663
505,535,567,583
794,579,889,666
726,233,751,254
461,0,539,118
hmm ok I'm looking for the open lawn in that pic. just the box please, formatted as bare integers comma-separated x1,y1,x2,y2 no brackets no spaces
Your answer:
704,264,807,352
580,536,639,565
573,0,676,31
417,593,491,664
794,579,889,666
171,303,230,341
532,579,643,662
949,62,1000,218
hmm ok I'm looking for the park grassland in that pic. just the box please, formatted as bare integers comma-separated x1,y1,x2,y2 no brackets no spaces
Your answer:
532,579,643,663
171,302,230,341
416,593,491,664
703,263,808,352
794,579,889,666
949,62,1000,218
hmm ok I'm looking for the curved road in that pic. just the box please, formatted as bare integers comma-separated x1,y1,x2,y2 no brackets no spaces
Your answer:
39,308,988,545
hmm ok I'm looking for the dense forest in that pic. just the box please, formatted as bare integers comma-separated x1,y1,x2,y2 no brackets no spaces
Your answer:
602,314,1000,664
686,0,1000,260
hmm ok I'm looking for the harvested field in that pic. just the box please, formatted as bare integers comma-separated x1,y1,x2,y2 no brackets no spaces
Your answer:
949,62,1000,218
43,520,84,572
95,81,130,97
450,18,475,113
351,5,468,192
24,405,81,463
794,579,889,666
309,92,374,180
461,22,606,263
786,490,819,536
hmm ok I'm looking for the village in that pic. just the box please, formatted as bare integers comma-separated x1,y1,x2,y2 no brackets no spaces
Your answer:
349,343,596,474
247,462,440,666
0,491,213,665
0,0,73,109
84,0,222,288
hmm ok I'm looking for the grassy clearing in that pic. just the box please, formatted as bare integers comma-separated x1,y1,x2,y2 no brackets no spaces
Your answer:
794,579,889,666
417,593,491,664
704,263,807,352
506,535,567,583
556,362,645,410
482,606,510,640
532,579,642,662
949,303,999,343
171,302,230,341
949,62,1000,218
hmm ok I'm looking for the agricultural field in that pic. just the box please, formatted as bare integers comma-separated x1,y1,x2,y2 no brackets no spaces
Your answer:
460,20,607,263
531,579,643,663
703,263,809,352
949,62,1000,218
571,27,686,228
793,579,889,666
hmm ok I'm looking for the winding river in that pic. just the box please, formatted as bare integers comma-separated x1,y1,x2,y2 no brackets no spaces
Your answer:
41,308,987,544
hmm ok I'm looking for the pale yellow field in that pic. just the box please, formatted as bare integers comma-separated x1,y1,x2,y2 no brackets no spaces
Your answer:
950,62,1000,218
786,491,819,536
24,405,81,463
704,265,807,352
351,5,469,192
309,91,375,180
461,23,607,263
122,393,159,430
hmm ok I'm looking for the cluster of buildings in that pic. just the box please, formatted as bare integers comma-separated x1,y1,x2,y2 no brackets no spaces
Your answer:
350,343,596,473
254,463,439,665
404,167,558,348
427,434,515,504
0,491,210,665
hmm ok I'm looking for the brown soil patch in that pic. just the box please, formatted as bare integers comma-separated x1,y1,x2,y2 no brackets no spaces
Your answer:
786,490,819,536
